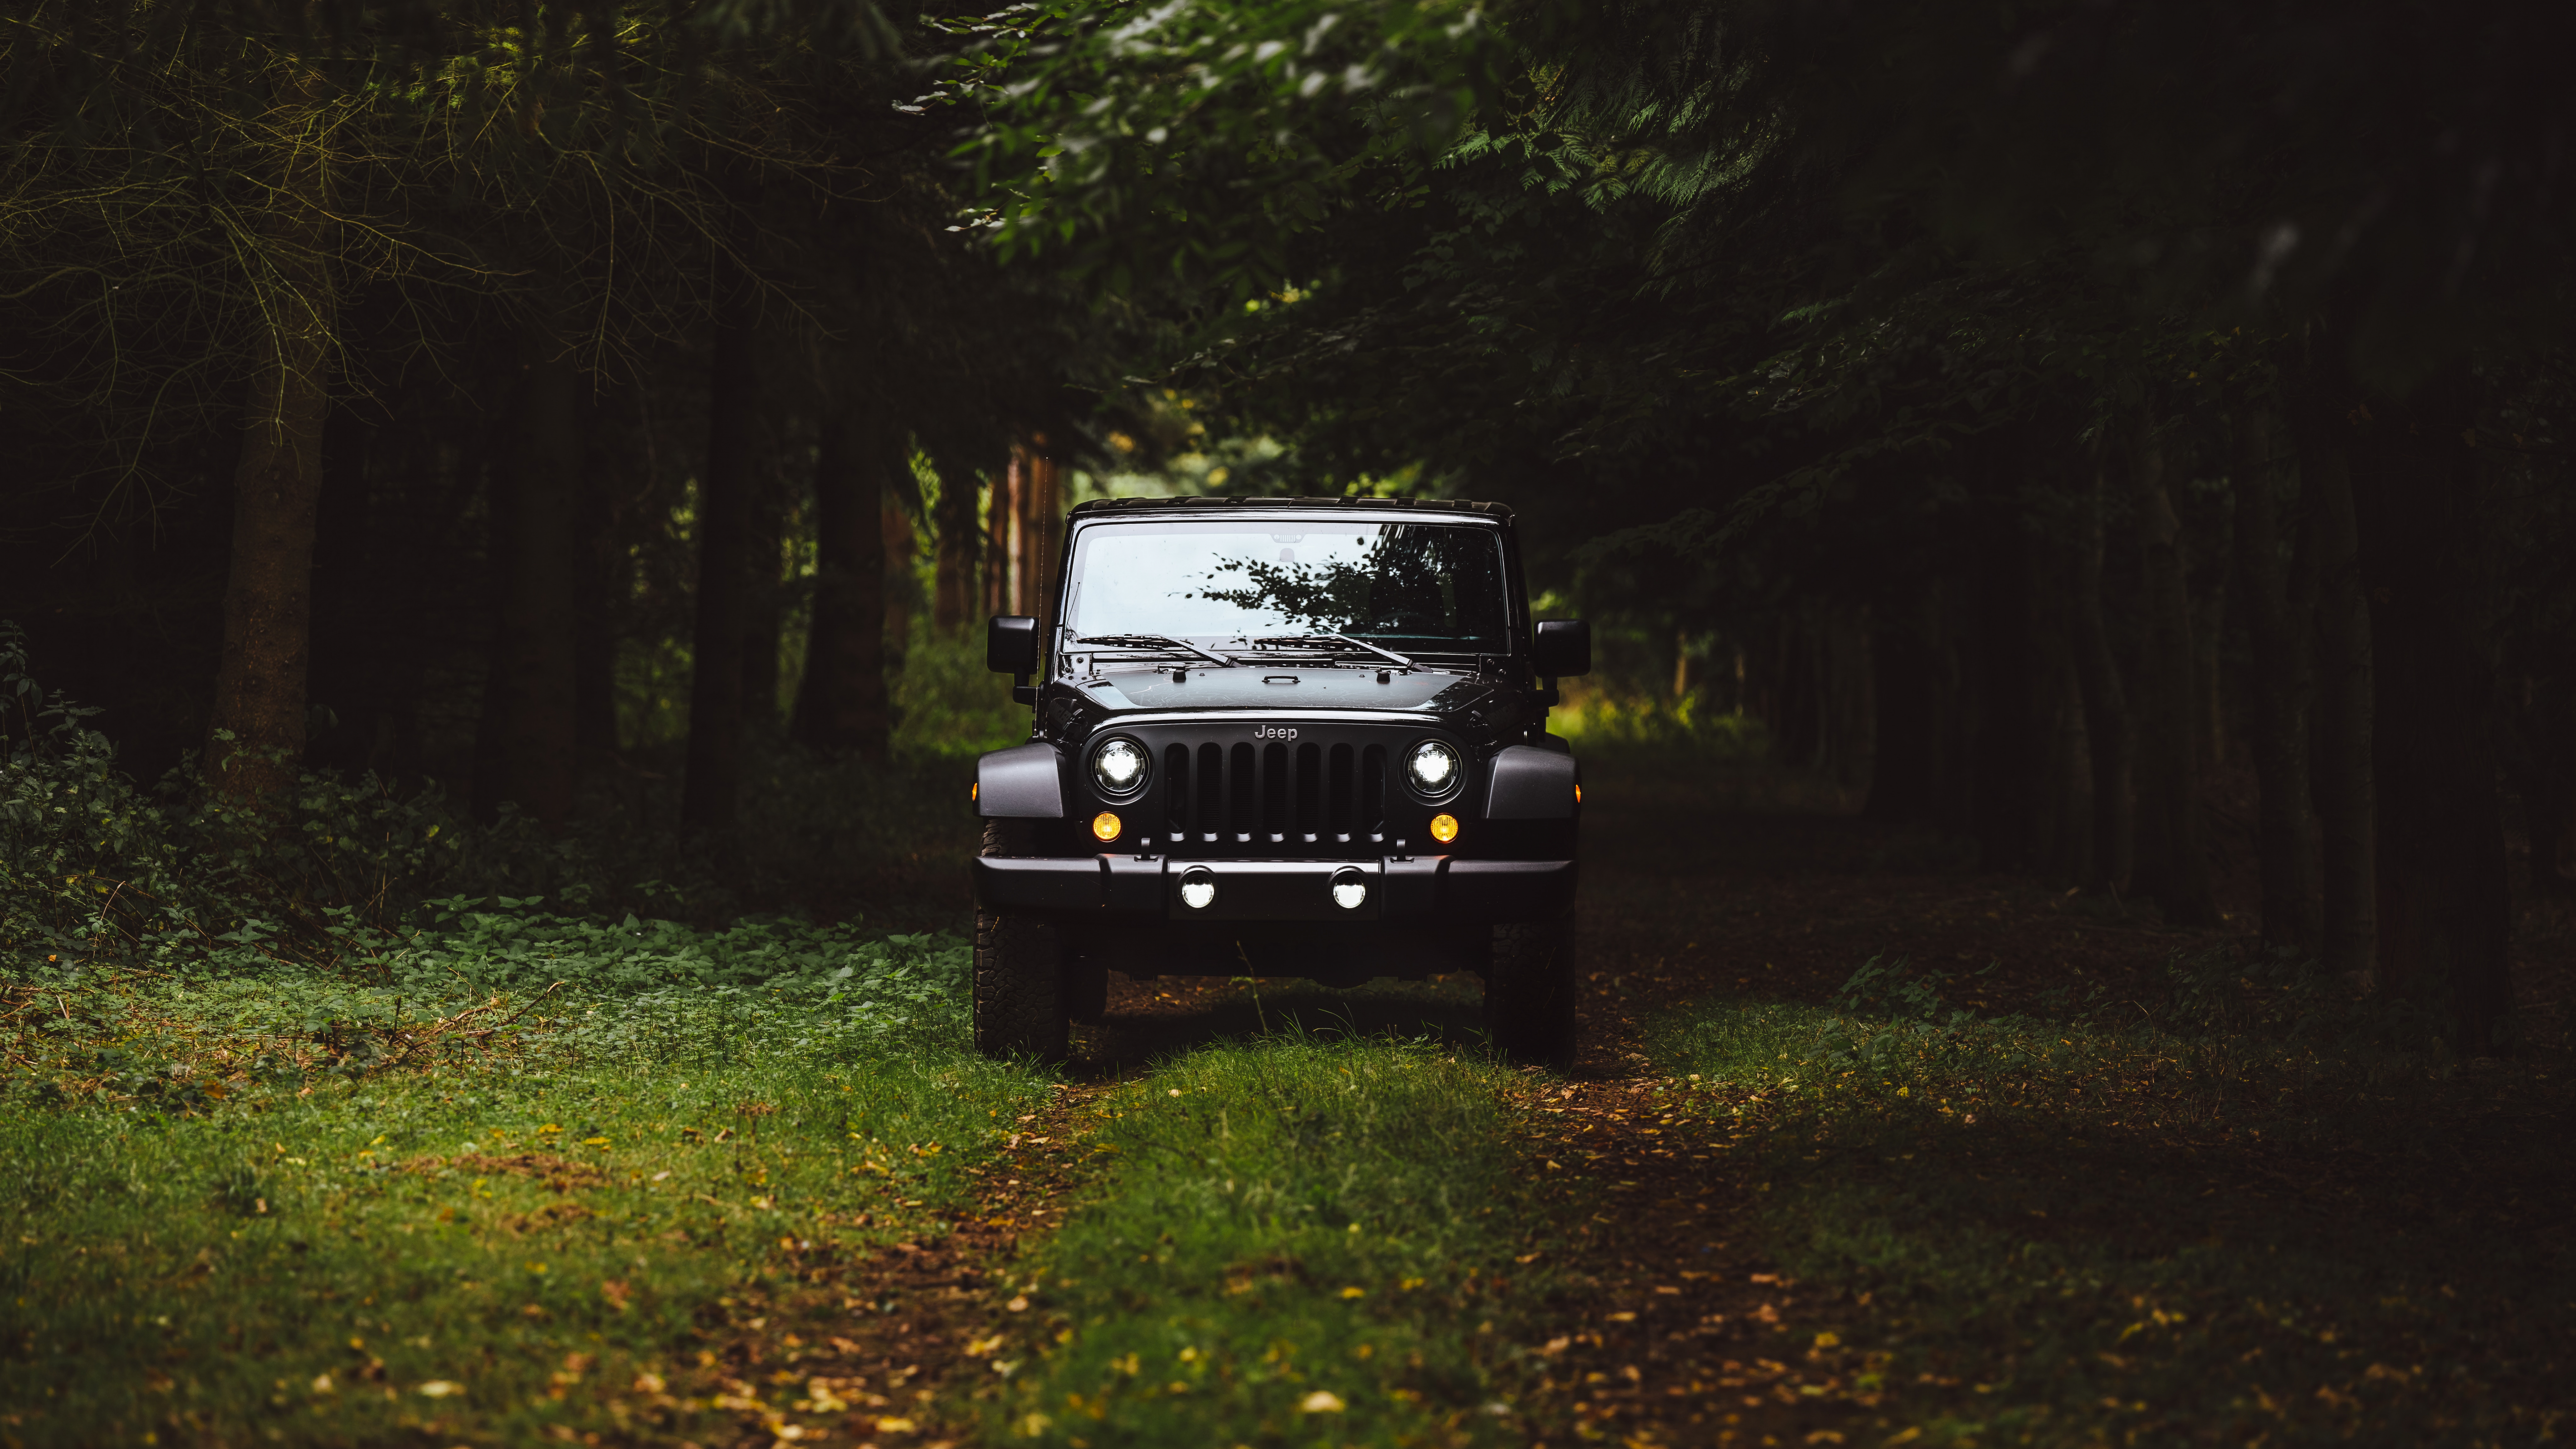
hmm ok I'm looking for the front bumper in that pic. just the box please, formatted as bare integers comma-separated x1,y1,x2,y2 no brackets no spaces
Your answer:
972,853,1576,924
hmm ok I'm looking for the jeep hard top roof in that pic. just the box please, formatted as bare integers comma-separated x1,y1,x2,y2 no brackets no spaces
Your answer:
1067,495,1513,521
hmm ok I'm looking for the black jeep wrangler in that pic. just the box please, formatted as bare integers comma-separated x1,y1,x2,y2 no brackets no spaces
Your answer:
968,495,1589,1061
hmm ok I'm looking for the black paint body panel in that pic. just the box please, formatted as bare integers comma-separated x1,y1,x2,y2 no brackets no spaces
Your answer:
970,498,1582,973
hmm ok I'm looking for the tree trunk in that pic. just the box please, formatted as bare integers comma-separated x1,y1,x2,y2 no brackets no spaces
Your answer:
2527,675,2575,896
932,464,978,635
681,263,759,836
984,467,1012,618
205,77,334,808
2129,430,2222,926
2234,406,2322,951
1970,518,2036,871
2196,574,2229,771
740,422,784,734
1865,592,1936,822
790,389,891,759
2301,428,2377,986
883,488,916,663
482,322,581,831
572,382,628,764
1014,437,1063,624
2346,371,2514,1052
2025,482,2092,884
2071,458,2135,893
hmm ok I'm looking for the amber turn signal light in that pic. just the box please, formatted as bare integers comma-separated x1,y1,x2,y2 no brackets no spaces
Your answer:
970,782,979,801
1428,813,1460,844
1092,811,1122,843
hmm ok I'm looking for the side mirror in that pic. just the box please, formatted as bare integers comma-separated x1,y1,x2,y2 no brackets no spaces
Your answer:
987,615,1040,675
1532,619,1591,678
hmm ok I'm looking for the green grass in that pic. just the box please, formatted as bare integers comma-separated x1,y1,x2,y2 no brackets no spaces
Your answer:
1644,962,2576,1446
0,925,1048,1447
975,1030,1559,1448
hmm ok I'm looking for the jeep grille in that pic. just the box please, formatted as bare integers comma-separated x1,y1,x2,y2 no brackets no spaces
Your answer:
1147,735,1389,851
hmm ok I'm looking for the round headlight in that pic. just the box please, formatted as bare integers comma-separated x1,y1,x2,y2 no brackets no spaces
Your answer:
1404,740,1462,798
1090,738,1148,797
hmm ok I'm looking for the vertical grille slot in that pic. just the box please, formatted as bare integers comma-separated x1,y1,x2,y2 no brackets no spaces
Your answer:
1228,743,1256,842
1360,744,1387,839
1260,742,1289,842
1295,743,1323,842
1328,744,1355,841
1196,744,1224,841
1163,743,1191,842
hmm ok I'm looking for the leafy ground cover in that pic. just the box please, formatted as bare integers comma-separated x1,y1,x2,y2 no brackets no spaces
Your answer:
1641,971,2575,1446
969,1027,1562,1448
1500,746,2576,1447
0,919,1051,1447
11,686,2575,1448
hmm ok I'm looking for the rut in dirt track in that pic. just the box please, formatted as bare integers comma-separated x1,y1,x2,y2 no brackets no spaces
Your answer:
695,757,2252,1447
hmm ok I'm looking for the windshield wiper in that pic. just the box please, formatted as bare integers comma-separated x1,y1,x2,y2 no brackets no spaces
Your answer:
1251,632,1415,668
1074,634,1238,667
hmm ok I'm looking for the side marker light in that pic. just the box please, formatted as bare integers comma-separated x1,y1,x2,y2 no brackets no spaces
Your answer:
1574,783,1582,805
1428,813,1459,844
1092,811,1122,843
970,781,978,801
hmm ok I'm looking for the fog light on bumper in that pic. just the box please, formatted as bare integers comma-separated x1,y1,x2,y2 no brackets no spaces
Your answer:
1330,867,1368,911
1179,867,1217,911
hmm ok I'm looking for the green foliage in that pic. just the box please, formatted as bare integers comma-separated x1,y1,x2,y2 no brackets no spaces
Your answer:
984,1030,1550,1446
940,0,1503,297
0,961,1043,1447
1548,684,1766,757
892,625,1034,760
2,624,1006,977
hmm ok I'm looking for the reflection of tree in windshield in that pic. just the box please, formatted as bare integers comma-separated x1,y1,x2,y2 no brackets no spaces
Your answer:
1194,526,1503,642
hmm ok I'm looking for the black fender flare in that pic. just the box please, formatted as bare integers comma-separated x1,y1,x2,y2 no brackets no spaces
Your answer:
976,742,1066,818
1484,743,1577,819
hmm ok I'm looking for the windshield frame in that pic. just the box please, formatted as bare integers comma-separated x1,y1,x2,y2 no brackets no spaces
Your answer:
1053,509,1525,670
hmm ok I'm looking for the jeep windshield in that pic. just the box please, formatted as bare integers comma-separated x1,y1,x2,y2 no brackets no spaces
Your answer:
1062,519,1512,660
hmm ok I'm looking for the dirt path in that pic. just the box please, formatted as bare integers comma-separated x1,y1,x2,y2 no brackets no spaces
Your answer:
664,1083,1114,1448
751,753,2571,1447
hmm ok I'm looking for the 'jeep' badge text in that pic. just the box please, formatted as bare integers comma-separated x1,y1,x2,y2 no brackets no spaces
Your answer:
1253,725,1299,740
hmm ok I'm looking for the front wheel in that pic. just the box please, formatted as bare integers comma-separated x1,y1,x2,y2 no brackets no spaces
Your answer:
973,821,1068,1061
1484,916,1578,1065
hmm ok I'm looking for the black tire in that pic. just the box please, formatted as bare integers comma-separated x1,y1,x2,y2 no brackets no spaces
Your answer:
1485,915,1578,1064
973,820,1068,1061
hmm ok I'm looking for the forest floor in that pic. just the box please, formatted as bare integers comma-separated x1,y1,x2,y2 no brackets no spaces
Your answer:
7,748,2574,1447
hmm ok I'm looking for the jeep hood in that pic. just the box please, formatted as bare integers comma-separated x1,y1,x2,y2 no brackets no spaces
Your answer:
1073,665,1492,717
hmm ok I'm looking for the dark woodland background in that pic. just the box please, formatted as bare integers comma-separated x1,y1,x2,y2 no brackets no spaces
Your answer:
2,0,2572,1053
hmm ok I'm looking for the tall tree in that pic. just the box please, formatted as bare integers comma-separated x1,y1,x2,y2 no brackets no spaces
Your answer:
930,462,980,634
681,251,761,835
2345,369,2514,1049
2232,405,2322,951
2297,416,2377,986
2129,429,2221,927
2071,458,2136,894
791,372,892,759
205,59,335,807
479,319,583,830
